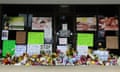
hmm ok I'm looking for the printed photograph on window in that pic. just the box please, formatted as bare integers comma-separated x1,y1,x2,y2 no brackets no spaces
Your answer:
76,17,96,31
32,17,52,30
98,17,119,31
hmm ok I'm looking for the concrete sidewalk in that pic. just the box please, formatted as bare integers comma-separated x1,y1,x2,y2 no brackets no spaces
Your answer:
0,65,120,72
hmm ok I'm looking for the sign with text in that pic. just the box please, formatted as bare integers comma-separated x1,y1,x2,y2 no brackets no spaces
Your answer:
2,40,16,56
57,45,68,55
77,33,94,47
15,45,26,56
40,44,52,54
93,50,109,61
77,46,88,56
59,38,67,45
28,32,44,44
1,30,8,40
27,44,41,56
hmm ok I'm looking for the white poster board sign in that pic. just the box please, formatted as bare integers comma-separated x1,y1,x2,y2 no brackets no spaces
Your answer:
44,22,52,38
59,38,67,45
15,45,26,56
93,50,109,61
77,46,88,56
40,44,52,54
1,30,8,40
27,44,41,56
44,22,52,43
57,45,68,55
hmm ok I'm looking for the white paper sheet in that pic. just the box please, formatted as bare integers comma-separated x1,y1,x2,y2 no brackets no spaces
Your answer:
15,45,26,56
77,46,88,56
27,44,41,56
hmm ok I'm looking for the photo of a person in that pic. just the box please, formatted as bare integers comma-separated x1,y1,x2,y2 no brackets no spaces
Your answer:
98,17,118,31
76,17,96,31
32,17,52,30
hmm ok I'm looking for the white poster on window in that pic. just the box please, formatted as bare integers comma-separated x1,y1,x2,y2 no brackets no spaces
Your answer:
44,23,52,43
57,45,68,55
41,44,52,54
15,45,26,56
77,46,88,56
93,50,109,61
1,30,8,40
27,44,41,56
59,38,67,45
